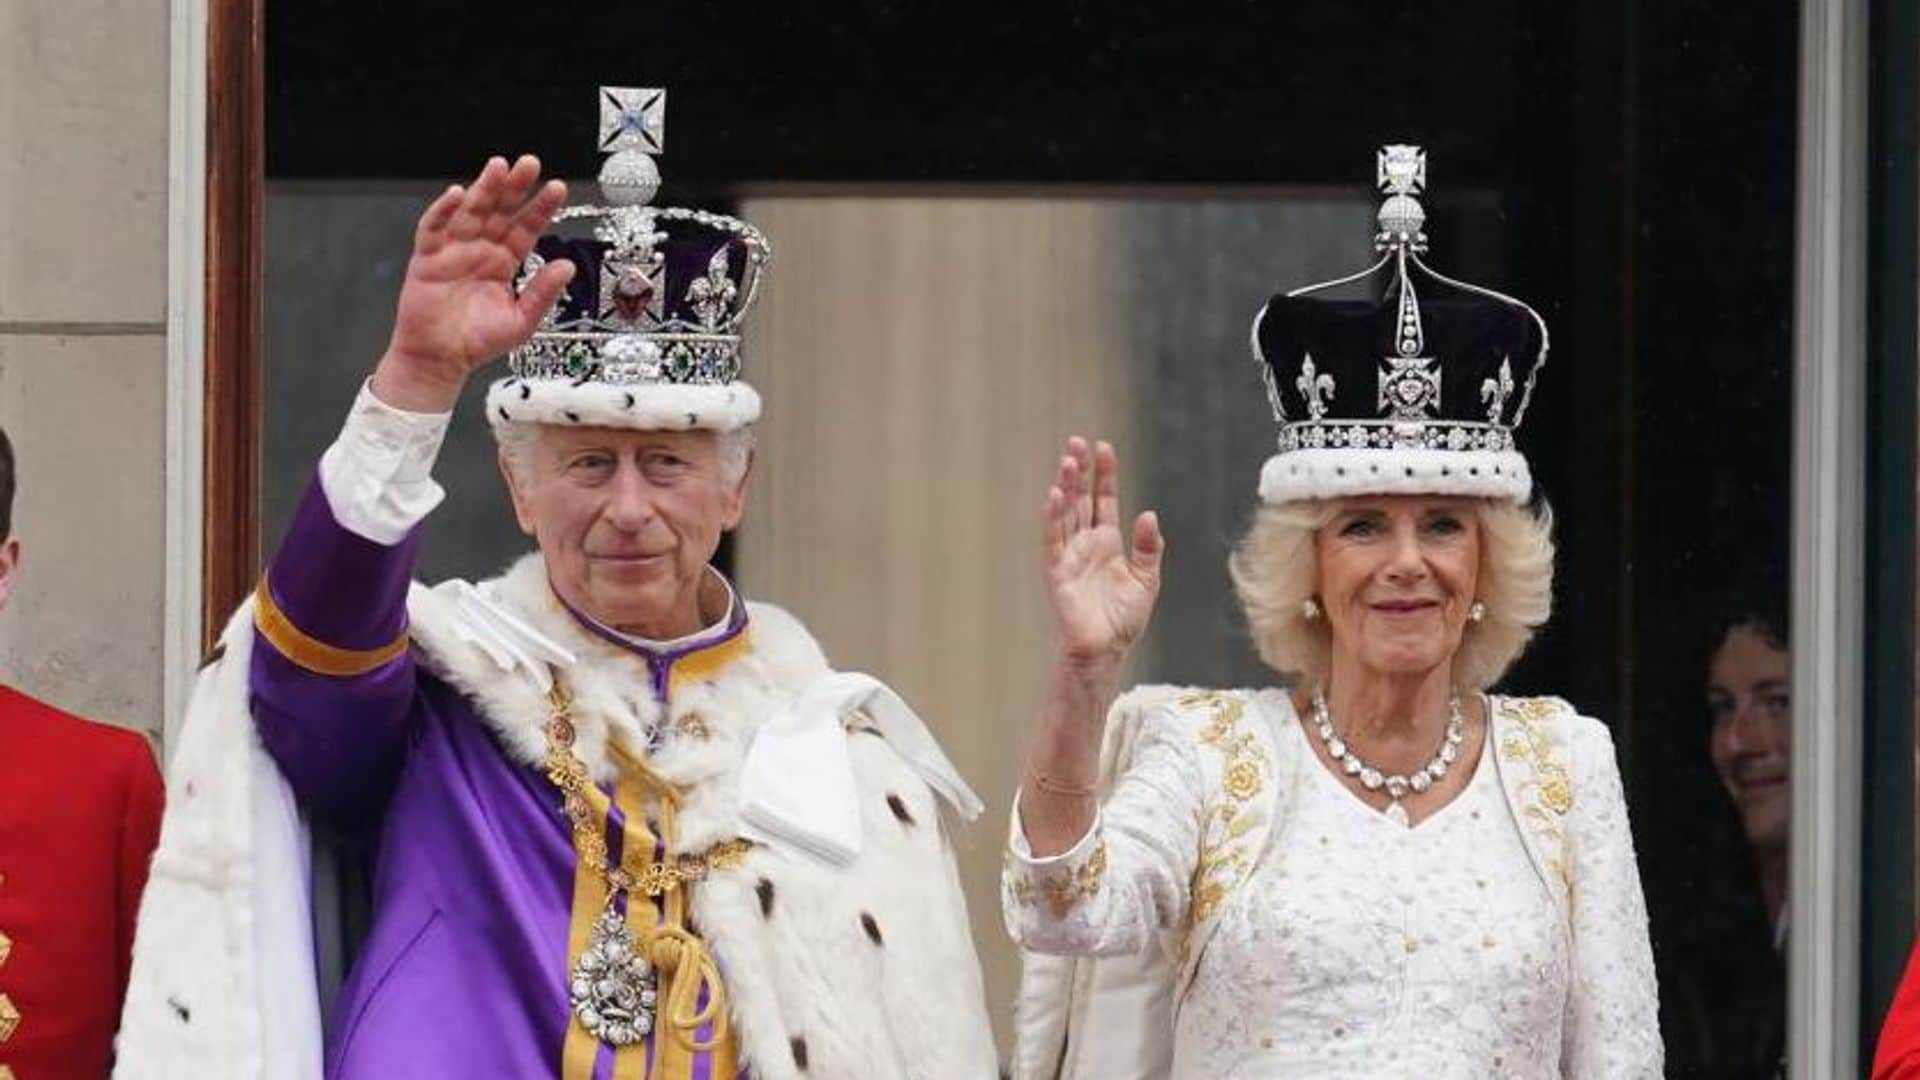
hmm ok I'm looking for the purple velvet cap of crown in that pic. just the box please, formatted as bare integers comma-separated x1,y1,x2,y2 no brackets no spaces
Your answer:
1252,279,1547,504
536,216,752,329
1256,287,1545,427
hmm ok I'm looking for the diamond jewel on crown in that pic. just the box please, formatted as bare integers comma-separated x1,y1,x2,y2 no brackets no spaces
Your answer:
597,206,667,329
1375,145,1430,254
1379,354,1442,422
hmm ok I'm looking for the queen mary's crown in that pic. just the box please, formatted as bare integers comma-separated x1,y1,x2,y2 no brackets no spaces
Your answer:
1250,144,1550,504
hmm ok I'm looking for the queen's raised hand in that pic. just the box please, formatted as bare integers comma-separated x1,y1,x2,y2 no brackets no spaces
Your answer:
1042,437,1165,688
1020,437,1166,854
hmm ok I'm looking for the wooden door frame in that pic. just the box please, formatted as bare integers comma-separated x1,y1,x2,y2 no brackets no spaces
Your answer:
202,0,263,649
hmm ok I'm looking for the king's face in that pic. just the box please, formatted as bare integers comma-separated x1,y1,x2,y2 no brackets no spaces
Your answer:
504,424,747,638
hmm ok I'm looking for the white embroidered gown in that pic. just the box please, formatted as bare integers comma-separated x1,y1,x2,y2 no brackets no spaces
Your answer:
1005,691,1662,1079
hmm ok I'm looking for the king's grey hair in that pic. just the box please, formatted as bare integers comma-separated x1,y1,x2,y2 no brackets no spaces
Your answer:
497,423,756,490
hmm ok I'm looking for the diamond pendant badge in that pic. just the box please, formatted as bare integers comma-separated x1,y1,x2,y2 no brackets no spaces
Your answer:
569,909,659,1046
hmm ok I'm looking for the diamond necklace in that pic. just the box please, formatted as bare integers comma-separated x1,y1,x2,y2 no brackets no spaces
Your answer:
1310,688,1465,824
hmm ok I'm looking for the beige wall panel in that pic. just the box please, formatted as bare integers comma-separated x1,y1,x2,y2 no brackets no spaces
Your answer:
0,0,169,324
0,335,166,739
737,195,1138,1053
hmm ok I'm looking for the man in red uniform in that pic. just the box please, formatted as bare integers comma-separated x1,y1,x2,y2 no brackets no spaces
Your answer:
0,425,164,1077
1879,938,1920,1077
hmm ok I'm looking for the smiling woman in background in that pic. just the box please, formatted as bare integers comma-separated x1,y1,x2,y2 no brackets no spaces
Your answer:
1706,605,1793,951
1001,147,1661,1079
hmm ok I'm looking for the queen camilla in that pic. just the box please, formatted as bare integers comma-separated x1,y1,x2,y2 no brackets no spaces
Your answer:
1002,147,1662,1078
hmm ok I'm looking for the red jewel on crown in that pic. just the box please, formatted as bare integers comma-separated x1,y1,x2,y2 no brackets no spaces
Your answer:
611,269,654,324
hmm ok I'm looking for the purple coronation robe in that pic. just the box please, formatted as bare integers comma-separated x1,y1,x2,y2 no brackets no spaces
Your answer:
251,476,745,1080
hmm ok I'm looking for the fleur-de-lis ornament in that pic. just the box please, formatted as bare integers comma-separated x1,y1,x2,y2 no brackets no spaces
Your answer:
687,246,738,330
1296,354,1336,420
1480,358,1516,423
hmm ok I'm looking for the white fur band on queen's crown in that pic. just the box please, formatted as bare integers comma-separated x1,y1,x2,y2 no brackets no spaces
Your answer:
1258,446,1532,504
485,377,762,435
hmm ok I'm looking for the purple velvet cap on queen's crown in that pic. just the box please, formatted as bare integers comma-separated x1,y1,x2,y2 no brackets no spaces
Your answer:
488,87,768,436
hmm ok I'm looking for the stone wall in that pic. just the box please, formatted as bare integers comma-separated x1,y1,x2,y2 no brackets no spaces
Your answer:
0,0,172,742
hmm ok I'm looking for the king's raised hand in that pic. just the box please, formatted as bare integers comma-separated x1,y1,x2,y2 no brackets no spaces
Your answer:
372,155,576,413
1043,438,1166,682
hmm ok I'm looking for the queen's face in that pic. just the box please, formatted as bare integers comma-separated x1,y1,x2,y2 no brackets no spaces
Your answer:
1707,623,1792,856
1314,496,1481,681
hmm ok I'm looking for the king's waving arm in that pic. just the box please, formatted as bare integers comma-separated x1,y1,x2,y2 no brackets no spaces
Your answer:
248,155,575,827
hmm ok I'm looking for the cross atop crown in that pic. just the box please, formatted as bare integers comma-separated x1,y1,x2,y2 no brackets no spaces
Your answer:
1376,145,1426,195
597,87,667,206
600,87,665,155
1374,144,1429,254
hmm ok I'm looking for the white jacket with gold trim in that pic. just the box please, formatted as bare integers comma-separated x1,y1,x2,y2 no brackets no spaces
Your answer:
1002,685,1662,1079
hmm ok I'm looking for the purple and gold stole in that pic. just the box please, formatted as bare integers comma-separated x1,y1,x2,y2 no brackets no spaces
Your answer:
558,586,754,1080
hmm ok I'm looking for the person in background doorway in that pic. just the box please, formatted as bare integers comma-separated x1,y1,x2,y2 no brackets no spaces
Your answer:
1660,588,1790,1079
1706,604,1792,951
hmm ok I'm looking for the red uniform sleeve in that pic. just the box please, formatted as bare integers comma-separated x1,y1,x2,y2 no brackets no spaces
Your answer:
1876,937,1920,1078
114,737,164,1000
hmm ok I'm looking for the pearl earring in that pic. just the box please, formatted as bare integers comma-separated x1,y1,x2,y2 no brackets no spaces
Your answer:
1301,598,1322,620
1468,600,1487,623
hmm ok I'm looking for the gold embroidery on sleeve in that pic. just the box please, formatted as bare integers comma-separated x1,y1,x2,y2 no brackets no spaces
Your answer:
1497,696,1573,888
1184,692,1271,942
1007,839,1111,917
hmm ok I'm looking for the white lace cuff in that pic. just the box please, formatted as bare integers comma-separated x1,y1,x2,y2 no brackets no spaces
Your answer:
317,380,453,545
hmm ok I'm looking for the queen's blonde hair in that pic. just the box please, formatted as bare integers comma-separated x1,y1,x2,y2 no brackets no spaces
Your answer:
1228,497,1555,690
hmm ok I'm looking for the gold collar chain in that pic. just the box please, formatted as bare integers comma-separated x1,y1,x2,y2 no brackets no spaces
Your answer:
543,681,748,1051
542,682,750,896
